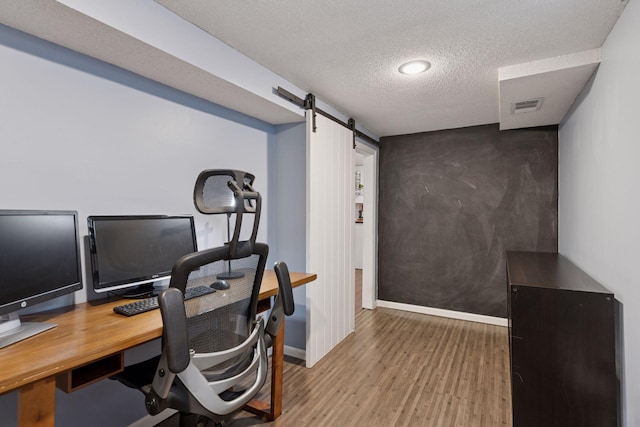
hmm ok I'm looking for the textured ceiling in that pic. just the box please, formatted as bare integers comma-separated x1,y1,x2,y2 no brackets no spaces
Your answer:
156,0,627,137
0,1,628,137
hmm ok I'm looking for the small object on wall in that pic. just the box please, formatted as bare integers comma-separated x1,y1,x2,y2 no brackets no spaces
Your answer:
355,171,362,196
356,203,364,223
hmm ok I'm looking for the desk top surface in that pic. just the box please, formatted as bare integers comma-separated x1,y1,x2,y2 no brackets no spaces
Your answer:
0,270,316,395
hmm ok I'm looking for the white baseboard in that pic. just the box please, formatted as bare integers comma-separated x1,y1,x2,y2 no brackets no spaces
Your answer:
376,300,508,327
284,344,306,361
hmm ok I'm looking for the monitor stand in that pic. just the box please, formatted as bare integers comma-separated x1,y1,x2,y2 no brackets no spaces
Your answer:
0,311,56,349
121,284,157,299
217,260,245,280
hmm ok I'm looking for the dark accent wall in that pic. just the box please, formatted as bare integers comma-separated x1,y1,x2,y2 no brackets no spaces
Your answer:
378,124,557,317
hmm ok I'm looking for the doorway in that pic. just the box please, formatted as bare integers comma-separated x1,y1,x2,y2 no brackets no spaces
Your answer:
354,141,378,311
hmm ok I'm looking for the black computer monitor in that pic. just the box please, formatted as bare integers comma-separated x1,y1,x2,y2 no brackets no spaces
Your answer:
87,215,198,297
0,210,83,348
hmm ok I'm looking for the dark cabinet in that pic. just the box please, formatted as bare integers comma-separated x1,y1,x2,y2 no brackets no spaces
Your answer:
506,251,618,427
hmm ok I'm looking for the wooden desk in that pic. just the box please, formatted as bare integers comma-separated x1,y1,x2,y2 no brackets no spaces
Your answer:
0,270,316,427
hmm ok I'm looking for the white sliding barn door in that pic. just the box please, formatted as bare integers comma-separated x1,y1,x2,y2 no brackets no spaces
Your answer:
306,112,355,368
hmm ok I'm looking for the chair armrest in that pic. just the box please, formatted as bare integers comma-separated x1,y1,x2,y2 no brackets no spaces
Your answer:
158,288,190,373
265,261,295,341
275,261,294,315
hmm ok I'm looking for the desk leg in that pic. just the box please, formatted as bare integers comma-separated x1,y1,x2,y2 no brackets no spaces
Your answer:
245,320,285,421
270,320,284,419
18,376,56,427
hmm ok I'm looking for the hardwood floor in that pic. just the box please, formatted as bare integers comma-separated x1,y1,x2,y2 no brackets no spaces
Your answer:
230,307,512,426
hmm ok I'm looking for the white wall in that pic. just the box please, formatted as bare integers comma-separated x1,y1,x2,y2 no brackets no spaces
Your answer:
269,121,307,351
354,165,364,269
0,24,273,298
0,24,274,426
558,2,640,426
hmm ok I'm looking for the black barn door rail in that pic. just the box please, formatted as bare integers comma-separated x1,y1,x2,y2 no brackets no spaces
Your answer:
276,86,379,147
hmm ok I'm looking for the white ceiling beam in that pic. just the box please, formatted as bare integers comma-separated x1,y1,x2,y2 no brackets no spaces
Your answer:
499,49,601,130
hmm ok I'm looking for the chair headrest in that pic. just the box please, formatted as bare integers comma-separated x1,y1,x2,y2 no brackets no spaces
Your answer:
193,169,261,259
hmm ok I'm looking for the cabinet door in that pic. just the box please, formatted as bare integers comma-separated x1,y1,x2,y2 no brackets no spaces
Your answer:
511,286,617,427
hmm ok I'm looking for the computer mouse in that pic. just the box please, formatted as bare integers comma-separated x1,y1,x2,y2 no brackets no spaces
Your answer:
210,280,230,290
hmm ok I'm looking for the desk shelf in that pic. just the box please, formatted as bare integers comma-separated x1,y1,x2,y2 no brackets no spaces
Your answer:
56,352,124,393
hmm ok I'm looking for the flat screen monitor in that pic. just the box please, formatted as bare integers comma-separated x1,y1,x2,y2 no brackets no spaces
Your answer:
87,215,197,297
0,210,82,348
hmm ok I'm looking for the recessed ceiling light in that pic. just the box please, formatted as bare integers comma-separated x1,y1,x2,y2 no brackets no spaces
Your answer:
398,60,431,75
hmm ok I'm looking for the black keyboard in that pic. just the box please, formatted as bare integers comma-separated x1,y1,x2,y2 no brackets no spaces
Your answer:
113,285,216,317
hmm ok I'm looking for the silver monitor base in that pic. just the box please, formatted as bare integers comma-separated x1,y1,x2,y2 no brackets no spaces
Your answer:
0,321,56,349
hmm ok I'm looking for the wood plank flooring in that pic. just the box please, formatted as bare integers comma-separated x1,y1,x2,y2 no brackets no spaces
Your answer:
230,307,512,426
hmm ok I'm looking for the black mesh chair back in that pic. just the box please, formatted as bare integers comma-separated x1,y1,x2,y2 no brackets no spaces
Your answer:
173,245,265,364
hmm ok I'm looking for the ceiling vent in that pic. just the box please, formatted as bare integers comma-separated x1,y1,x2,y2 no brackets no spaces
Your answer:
511,98,543,114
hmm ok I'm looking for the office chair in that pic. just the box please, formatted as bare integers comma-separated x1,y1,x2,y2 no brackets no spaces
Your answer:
114,247,293,426
114,170,294,426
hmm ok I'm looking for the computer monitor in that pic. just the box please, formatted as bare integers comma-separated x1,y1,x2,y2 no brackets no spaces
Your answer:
0,210,82,348
87,215,198,297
